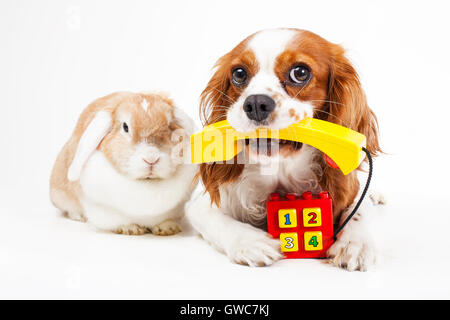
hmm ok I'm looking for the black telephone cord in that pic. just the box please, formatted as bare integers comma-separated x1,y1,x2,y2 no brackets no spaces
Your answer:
333,147,373,240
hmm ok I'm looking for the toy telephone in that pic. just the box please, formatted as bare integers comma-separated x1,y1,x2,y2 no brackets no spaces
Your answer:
190,118,366,175
189,118,373,259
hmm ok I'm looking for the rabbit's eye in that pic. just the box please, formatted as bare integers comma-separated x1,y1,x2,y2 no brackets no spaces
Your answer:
122,122,129,133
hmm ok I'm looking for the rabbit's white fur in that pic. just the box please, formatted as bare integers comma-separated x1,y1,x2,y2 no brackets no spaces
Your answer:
80,150,196,230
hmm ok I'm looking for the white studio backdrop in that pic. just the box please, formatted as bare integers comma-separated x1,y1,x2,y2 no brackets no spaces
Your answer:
1,0,449,205
1,0,450,299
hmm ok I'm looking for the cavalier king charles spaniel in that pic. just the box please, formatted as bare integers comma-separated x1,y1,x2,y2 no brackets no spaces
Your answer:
186,28,383,271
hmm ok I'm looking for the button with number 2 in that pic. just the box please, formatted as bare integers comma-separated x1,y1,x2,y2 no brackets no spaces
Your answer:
303,207,322,227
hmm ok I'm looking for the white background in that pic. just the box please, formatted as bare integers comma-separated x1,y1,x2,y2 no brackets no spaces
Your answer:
1,0,450,299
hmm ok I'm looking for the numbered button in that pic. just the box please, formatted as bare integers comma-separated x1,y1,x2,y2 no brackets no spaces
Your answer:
280,232,299,252
302,208,322,227
278,209,297,228
304,231,323,251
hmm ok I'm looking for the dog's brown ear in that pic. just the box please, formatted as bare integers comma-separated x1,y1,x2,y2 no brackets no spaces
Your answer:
198,162,244,207
198,52,244,207
326,45,381,158
199,53,233,126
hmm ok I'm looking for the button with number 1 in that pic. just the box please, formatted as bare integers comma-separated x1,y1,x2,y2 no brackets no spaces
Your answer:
278,209,297,228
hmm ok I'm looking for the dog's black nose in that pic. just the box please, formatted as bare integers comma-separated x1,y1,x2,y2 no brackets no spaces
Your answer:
243,94,276,122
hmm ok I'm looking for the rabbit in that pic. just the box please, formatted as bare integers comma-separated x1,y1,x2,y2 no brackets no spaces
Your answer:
50,91,198,235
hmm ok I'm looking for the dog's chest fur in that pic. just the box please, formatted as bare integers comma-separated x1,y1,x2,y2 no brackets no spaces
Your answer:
219,145,323,228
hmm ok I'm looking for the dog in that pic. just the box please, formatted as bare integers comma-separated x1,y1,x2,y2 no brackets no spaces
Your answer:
186,28,382,271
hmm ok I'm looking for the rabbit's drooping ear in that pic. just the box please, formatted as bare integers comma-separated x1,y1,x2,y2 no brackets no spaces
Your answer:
68,111,112,181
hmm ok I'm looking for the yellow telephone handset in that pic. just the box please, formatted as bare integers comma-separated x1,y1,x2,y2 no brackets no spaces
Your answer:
190,118,366,175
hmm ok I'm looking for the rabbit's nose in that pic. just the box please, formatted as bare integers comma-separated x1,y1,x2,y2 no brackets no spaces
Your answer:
143,157,160,166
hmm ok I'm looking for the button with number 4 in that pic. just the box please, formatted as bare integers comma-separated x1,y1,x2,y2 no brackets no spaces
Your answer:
280,232,299,252
304,231,323,251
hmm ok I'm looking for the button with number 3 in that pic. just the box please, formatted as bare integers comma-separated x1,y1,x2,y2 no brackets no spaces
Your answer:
280,232,299,252
304,231,323,251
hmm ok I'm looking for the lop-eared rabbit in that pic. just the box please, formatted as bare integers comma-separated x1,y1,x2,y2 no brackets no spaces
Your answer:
50,92,197,235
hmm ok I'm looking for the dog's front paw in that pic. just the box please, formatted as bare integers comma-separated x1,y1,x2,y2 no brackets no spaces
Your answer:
227,229,283,267
328,231,376,272
369,190,387,206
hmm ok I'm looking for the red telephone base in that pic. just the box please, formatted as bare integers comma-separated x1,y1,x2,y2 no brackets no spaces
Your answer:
266,191,334,259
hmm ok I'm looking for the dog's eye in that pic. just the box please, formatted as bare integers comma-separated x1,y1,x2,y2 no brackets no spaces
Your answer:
289,65,311,84
231,68,248,86
122,122,129,133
